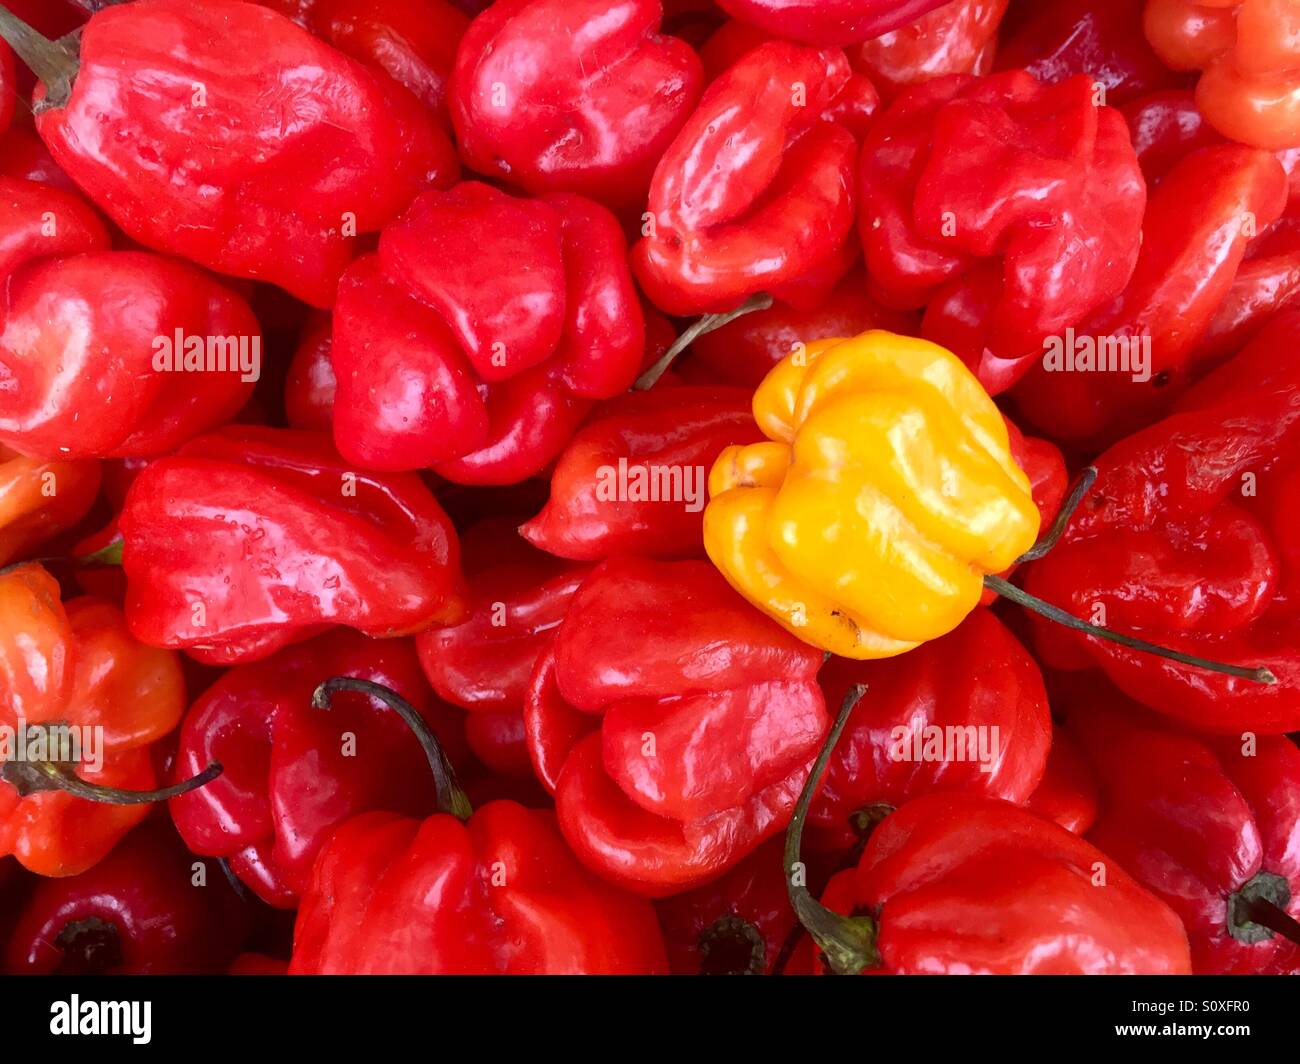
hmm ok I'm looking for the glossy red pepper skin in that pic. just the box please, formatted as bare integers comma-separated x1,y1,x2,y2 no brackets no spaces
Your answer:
683,270,918,388
332,183,643,483
1064,689,1300,974
996,0,1183,106
309,0,469,121
169,629,465,908
416,518,590,777
852,0,1007,100
1013,143,1288,445
655,836,797,974
291,801,670,973
1025,730,1098,835
451,0,703,208
5,819,251,974
810,608,1050,848
0,127,74,189
1024,312,1300,734
0,249,261,461
284,314,335,432
713,0,951,45
118,426,467,665
861,70,1146,395
1144,0,1300,150
0,565,186,878
0,448,100,566
811,794,1192,973
521,387,763,562
524,557,828,896
633,42,859,315
1122,89,1224,184
33,0,459,308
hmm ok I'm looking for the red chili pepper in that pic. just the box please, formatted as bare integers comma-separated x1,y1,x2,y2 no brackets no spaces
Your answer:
633,41,860,315
852,0,1007,101
0,127,73,189
655,837,798,974
416,518,590,777
1121,89,1224,184
523,557,828,895
0,564,211,878
793,792,1192,974
861,70,1147,394
712,0,951,46
1023,311,1300,734
0,231,262,460
290,678,669,973
996,0,1184,106
332,183,643,483
5,818,252,974
451,0,703,208
0,0,459,308
284,314,335,432
118,426,467,665
0,447,100,566
1013,143,1288,445
682,269,918,388
1024,730,1098,835
1062,684,1300,974
520,387,763,561
169,629,466,908
809,608,1051,849
309,0,469,122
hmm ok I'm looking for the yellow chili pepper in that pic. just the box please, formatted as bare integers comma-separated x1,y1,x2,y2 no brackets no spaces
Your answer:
703,330,1041,660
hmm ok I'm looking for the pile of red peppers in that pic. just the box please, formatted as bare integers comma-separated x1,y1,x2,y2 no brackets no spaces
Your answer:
0,0,1298,980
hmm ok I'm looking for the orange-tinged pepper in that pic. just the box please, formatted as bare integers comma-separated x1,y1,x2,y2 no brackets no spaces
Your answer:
0,563,192,877
703,330,1040,659
0,447,100,566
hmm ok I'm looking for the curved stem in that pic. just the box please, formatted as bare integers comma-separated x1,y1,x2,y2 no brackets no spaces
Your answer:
312,677,471,821
633,292,773,391
0,757,222,804
1015,466,1098,563
985,575,1276,684
1240,897,1300,948
0,5,80,111
784,683,880,975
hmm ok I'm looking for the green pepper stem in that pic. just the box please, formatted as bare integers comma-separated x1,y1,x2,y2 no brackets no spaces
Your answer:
0,757,222,804
634,292,774,391
985,575,1276,684
784,683,881,975
312,677,471,821
1015,466,1098,563
1240,897,1300,948
0,5,80,111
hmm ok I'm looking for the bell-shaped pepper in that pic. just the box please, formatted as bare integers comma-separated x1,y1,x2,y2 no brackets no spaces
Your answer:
332,183,643,484
1024,729,1098,835
1024,311,1300,734
793,792,1192,974
0,564,211,877
5,819,252,974
521,387,763,561
852,0,1007,101
1061,684,1300,974
169,628,467,908
291,677,669,973
633,41,860,315
713,0,951,45
860,70,1147,394
308,0,469,122
0,447,100,566
809,607,1051,848
451,0,703,208
523,557,829,895
416,518,590,777
704,330,1040,660
0,246,262,460
1144,0,1300,150
0,0,459,307
1012,143,1288,446
118,426,467,665
996,0,1183,105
